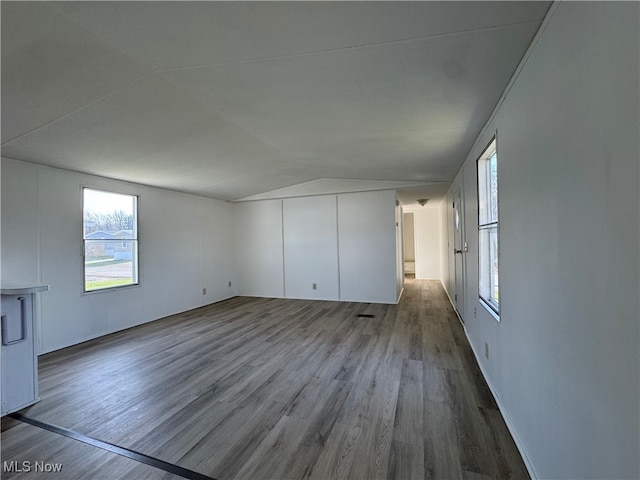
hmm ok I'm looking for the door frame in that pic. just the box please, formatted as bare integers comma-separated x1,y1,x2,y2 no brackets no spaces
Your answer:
402,211,416,280
452,185,466,322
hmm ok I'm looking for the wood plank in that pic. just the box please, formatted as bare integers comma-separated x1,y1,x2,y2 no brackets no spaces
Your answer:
0,422,182,480
3,279,529,479
231,415,324,480
424,399,463,479
387,359,424,479
307,422,362,480
479,406,531,479
346,356,402,480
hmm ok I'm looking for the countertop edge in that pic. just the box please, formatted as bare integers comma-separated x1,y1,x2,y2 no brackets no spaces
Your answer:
1,284,50,295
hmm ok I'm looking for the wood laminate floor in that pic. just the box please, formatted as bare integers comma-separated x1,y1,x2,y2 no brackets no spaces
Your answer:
1,279,529,479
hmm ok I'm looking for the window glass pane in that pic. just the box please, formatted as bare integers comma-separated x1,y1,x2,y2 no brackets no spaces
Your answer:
479,227,490,300
478,163,489,225
84,240,138,291
84,189,137,238
479,226,499,310
489,152,498,223
83,188,138,292
478,138,499,315
478,147,497,226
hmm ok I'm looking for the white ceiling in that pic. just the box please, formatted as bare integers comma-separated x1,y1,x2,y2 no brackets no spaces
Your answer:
1,1,550,204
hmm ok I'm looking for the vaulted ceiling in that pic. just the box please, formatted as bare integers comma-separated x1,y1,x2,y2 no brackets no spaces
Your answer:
1,1,550,203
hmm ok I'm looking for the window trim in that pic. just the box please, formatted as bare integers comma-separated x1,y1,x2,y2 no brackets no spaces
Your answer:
82,187,140,294
476,136,500,318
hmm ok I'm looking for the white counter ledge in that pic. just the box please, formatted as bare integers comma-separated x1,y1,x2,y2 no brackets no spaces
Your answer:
1,282,50,295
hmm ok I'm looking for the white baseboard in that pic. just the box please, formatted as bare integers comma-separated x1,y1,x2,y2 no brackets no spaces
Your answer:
440,286,538,479
396,287,404,304
465,337,538,479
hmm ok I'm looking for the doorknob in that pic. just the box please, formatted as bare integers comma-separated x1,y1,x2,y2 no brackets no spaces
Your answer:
455,249,463,254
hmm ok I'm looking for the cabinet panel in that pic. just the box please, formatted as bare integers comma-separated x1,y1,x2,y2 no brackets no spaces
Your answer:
1,294,38,415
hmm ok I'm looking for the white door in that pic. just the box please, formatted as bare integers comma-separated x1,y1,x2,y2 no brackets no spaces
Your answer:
453,188,465,321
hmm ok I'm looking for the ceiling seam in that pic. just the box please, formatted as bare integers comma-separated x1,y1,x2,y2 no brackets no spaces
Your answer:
152,19,546,74
468,2,558,156
1,16,543,148
1,71,156,147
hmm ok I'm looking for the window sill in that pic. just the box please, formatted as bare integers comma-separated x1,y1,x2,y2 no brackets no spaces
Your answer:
479,298,500,322
82,283,140,295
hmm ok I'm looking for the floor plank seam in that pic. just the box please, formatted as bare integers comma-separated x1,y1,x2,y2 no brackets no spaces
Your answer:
8,412,217,480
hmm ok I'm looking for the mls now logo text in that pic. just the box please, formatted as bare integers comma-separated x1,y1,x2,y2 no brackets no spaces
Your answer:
3,461,64,473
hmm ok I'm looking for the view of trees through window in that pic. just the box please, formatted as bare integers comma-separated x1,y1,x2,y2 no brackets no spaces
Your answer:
83,188,138,292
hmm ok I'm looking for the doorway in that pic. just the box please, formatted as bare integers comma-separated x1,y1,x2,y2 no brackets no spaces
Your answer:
403,212,415,278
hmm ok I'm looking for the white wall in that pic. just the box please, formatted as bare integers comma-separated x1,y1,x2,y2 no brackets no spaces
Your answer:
1,161,401,354
1,160,39,284
443,3,639,478
1,158,236,354
405,204,442,280
234,190,399,304
338,190,398,304
402,212,415,262
283,195,339,300
233,199,284,298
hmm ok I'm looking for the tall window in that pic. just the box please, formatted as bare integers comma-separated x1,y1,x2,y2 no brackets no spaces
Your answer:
478,138,499,315
83,188,139,292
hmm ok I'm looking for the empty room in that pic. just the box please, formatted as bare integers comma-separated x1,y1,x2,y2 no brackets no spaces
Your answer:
1,2,638,479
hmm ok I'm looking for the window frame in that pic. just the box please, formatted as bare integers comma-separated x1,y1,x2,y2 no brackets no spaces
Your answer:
476,137,500,317
82,187,140,294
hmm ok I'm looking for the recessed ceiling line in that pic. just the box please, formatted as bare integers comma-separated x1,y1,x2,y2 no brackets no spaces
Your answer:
0,13,542,150
1,71,156,147
153,19,544,74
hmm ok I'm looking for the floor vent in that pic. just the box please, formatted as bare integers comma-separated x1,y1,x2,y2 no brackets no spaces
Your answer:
356,313,376,318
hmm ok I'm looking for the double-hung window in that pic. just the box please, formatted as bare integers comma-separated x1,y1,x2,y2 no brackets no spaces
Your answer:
83,188,139,292
477,138,499,315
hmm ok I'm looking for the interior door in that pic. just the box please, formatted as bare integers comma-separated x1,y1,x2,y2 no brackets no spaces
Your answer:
453,188,465,321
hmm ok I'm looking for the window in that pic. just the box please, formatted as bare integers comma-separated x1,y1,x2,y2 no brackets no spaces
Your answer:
83,188,139,292
477,138,499,315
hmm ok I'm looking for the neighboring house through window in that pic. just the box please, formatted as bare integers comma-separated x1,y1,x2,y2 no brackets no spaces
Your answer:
83,188,139,292
477,138,499,317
